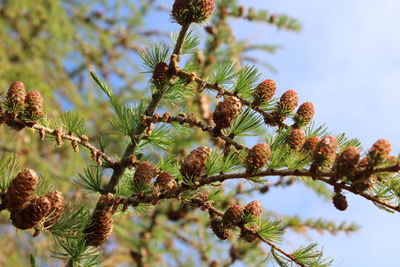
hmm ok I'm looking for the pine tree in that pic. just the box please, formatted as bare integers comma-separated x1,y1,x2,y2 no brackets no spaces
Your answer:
0,1,398,267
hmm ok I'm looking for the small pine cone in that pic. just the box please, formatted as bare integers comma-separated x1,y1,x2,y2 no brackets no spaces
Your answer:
133,162,156,185
210,218,231,240
278,90,298,113
11,196,52,230
352,176,377,192
155,172,177,191
180,146,212,179
287,129,306,151
25,90,44,117
295,102,314,125
336,146,360,174
369,139,391,159
213,96,242,129
85,194,114,247
172,0,215,25
43,190,65,227
153,62,169,84
253,79,276,103
332,193,348,211
246,143,271,173
314,135,338,161
302,136,320,153
240,226,259,243
85,210,113,246
357,157,369,169
7,81,26,105
244,200,263,217
5,169,39,213
222,204,243,228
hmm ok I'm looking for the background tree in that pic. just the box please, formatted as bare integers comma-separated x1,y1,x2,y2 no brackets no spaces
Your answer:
0,0,398,266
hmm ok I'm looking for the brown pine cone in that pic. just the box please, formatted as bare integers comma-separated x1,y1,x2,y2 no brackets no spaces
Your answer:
246,143,271,173
239,226,259,243
155,172,177,191
213,96,242,130
294,102,314,126
85,194,115,247
278,90,298,113
336,146,360,174
314,135,338,162
172,0,215,25
133,162,156,185
153,62,169,84
24,90,44,118
11,196,52,230
302,136,321,153
244,200,263,217
222,204,243,228
43,190,65,227
332,193,348,211
287,129,306,151
180,146,212,179
369,139,391,159
7,81,26,106
5,169,39,213
210,218,231,240
253,79,276,103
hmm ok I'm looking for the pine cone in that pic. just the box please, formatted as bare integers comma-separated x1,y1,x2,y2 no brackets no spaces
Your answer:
369,139,391,159
5,169,39,213
7,81,26,105
11,196,52,230
85,194,115,247
25,90,44,118
133,162,156,185
153,62,169,84
246,143,271,173
172,0,215,25
302,136,320,153
43,190,65,227
287,129,306,151
357,157,369,169
278,90,298,113
210,218,231,240
253,79,276,103
314,135,338,161
155,172,177,191
336,146,360,174
180,146,212,179
244,200,263,217
294,102,314,126
213,96,242,129
240,226,259,243
332,193,348,211
222,204,243,228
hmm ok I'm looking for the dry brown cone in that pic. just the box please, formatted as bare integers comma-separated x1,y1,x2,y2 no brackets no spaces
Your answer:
332,192,348,211
85,194,115,247
210,217,231,240
213,96,242,130
180,146,212,180
133,162,156,185
369,139,391,160
154,172,177,191
244,200,263,217
302,136,320,153
240,225,259,243
11,196,52,230
153,62,170,84
314,135,338,162
246,143,271,173
222,204,243,228
43,190,65,228
287,129,306,151
5,169,39,213
336,146,360,175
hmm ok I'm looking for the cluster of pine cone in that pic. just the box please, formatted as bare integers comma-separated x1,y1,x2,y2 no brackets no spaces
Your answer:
1,82,44,126
210,200,263,243
1,169,65,233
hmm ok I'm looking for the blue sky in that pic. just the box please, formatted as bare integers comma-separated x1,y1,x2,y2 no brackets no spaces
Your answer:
145,1,400,266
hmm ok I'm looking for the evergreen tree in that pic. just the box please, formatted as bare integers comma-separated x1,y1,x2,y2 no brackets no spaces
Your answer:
0,0,397,266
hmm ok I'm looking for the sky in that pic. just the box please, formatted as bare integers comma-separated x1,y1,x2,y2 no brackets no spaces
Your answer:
146,1,400,266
